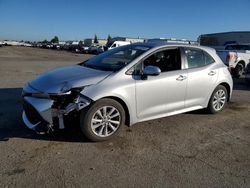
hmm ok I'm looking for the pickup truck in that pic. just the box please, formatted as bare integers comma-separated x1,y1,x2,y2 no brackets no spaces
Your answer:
216,44,250,77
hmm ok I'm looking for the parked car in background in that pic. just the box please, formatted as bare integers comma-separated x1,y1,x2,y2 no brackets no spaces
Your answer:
86,45,105,54
36,43,43,48
96,46,105,54
67,45,78,52
81,46,90,53
89,45,98,54
217,44,250,77
22,43,233,141
46,44,53,49
51,44,61,50
107,41,130,50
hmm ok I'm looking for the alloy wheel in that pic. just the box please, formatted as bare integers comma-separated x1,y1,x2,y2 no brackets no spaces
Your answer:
91,106,121,137
213,89,226,111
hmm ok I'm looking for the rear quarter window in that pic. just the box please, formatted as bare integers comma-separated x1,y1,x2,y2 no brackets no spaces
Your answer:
204,51,215,65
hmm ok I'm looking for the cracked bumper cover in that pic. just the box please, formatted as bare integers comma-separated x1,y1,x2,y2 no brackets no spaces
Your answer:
22,95,91,132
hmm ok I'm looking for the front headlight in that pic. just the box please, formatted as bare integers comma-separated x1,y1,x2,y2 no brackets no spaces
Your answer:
50,86,85,108
60,82,86,94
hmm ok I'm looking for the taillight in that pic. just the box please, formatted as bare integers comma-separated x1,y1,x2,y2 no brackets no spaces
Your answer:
226,54,238,63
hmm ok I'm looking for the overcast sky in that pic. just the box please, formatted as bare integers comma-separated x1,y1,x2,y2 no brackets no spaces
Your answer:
0,0,250,41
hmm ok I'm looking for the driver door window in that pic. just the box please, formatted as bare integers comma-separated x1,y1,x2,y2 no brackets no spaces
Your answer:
144,48,182,72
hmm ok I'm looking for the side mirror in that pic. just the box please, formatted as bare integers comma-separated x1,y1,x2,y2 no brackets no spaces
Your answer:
143,66,161,76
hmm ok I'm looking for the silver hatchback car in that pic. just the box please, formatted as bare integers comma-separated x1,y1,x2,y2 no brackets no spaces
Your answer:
22,43,233,141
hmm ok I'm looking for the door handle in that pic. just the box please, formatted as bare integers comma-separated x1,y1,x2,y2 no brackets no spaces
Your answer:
176,75,187,81
208,71,216,76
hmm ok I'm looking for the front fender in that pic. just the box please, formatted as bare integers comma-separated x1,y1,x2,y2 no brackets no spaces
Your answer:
81,78,138,126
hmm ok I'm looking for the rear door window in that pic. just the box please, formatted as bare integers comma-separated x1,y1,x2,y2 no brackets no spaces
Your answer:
184,48,214,69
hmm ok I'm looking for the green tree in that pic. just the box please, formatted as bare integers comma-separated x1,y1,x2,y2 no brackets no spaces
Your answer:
94,34,98,44
51,36,59,43
42,39,48,44
107,34,112,43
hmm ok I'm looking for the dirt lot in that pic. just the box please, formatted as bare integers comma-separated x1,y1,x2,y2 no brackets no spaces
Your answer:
0,46,250,188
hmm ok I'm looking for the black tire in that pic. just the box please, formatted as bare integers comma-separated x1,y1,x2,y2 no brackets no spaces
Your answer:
233,63,244,78
80,98,125,142
207,85,228,114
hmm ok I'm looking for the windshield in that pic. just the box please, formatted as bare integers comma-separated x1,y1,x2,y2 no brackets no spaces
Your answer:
80,45,151,71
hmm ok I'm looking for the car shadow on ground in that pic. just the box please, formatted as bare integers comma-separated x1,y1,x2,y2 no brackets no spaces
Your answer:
0,88,89,143
0,128,89,143
0,80,248,142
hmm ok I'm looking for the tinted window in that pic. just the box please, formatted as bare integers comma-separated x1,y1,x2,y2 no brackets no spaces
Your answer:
237,45,250,50
185,48,214,69
225,45,234,50
143,48,181,72
225,45,250,50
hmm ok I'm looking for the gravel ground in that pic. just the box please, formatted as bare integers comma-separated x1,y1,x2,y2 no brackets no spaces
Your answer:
0,46,250,188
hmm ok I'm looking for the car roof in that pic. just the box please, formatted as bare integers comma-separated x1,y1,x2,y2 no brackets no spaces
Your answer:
131,42,173,48
131,42,215,52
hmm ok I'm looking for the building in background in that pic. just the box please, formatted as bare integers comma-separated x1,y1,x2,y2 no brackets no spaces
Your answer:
110,37,145,43
198,31,250,47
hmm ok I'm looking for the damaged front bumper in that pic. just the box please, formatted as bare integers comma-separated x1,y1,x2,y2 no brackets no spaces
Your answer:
22,89,91,134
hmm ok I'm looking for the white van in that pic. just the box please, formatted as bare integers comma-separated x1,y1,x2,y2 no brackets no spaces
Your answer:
108,41,131,50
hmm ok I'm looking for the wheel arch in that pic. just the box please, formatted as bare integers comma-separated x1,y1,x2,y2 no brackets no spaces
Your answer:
218,82,231,101
100,96,130,127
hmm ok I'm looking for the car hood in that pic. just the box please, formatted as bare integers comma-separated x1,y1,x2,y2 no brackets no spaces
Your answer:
29,65,112,94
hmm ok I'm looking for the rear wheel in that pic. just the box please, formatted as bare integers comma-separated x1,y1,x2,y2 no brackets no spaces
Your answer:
207,85,228,114
80,99,125,141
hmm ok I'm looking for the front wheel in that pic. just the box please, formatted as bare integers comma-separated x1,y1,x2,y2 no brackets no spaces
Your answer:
80,99,125,141
207,85,228,114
